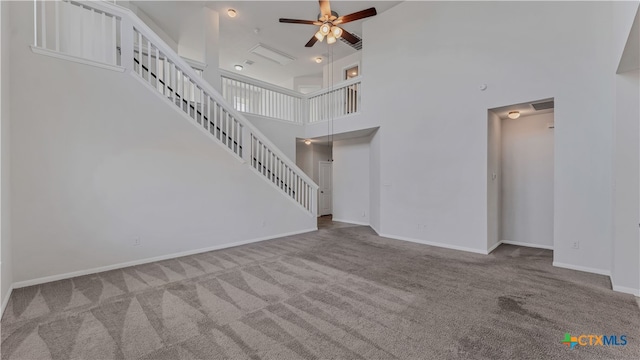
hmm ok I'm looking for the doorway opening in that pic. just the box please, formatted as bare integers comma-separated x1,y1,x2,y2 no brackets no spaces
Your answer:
487,98,555,254
318,161,333,216
344,65,359,80
295,139,332,217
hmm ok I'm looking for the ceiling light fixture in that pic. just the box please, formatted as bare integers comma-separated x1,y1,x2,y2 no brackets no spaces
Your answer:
315,57,323,64
227,9,237,18
320,23,331,36
508,111,521,119
331,26,343,38
304,139,312,145
234,64,243,71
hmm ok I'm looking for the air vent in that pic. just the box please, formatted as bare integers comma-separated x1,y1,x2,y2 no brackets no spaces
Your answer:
340,33,363,50
244,60,255,66
532,100,554,111
249,43,295,65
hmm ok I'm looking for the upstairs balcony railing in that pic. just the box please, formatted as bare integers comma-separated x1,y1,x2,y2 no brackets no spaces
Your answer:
220,70,362,125
221,70,304,123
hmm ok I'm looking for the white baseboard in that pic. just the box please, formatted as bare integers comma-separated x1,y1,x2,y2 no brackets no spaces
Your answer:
552,261,611,277
12,228,317,289
611,283,640,297
500,240,554,250
330,218,370,226
377,233,487,255
486,241,502,254
1,284,14,318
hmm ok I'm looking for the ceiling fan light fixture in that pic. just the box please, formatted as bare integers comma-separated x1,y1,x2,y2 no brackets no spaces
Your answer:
320,23,331,36
508,111,521,119
331,26,342,38
279,2,377,48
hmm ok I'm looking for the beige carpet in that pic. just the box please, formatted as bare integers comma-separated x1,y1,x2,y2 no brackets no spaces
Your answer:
1,224,639,359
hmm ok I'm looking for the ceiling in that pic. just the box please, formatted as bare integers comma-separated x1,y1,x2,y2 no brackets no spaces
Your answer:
133,1,401,88
490,98,555,120
299,127,378,145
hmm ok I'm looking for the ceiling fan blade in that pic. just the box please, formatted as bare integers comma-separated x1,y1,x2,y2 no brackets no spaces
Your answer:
334,7,377,25
305,35,319,48
279,18,322,25
319,0,331,18
340,28,360,44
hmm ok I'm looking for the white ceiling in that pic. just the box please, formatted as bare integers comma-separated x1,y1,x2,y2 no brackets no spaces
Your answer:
133,1,401,88
490,98,555,120
299,127,378,145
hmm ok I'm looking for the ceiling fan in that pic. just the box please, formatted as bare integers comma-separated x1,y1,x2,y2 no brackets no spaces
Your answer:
279,0,377,47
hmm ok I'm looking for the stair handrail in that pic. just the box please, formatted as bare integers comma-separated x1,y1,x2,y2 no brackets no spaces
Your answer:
219,68,306,99
57,1,318,195
304,76,362,98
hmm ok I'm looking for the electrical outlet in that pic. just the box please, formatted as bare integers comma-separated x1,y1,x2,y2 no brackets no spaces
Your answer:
572,241,579,250
133,237,141,246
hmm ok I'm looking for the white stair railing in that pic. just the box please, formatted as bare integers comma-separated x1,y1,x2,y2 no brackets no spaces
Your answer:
307,78,361,123
32,0,318,215
221,70,304,123
33,0,121,65
220,71,362,124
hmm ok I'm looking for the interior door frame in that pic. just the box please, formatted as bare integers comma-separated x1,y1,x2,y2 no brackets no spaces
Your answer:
318,161,333,216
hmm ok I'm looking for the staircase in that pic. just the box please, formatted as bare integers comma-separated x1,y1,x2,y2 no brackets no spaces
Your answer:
32,0,318,215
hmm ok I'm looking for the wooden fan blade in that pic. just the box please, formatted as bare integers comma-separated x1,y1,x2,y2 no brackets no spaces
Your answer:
334,7,377,25
340,28,360,44
305,35,319,47
319,0,331,18
279,18,322,25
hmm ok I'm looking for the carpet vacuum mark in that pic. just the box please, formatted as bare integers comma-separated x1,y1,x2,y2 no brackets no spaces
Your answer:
2,225,639,359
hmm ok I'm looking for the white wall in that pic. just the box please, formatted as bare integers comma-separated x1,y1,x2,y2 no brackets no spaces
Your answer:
369,129,381,232
8,1,315,284
501,113,554,248
118,2,179,52
295,141,330,184
202,7,221,93
296,141,330,215
364,1,622,265
612,69,640,295
487,111,501,251
1,0,13,312
293,74,323,94
246,114,304,162
611,3,640,296
333,136,370,225
613,3,640,74
296,141,313,181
